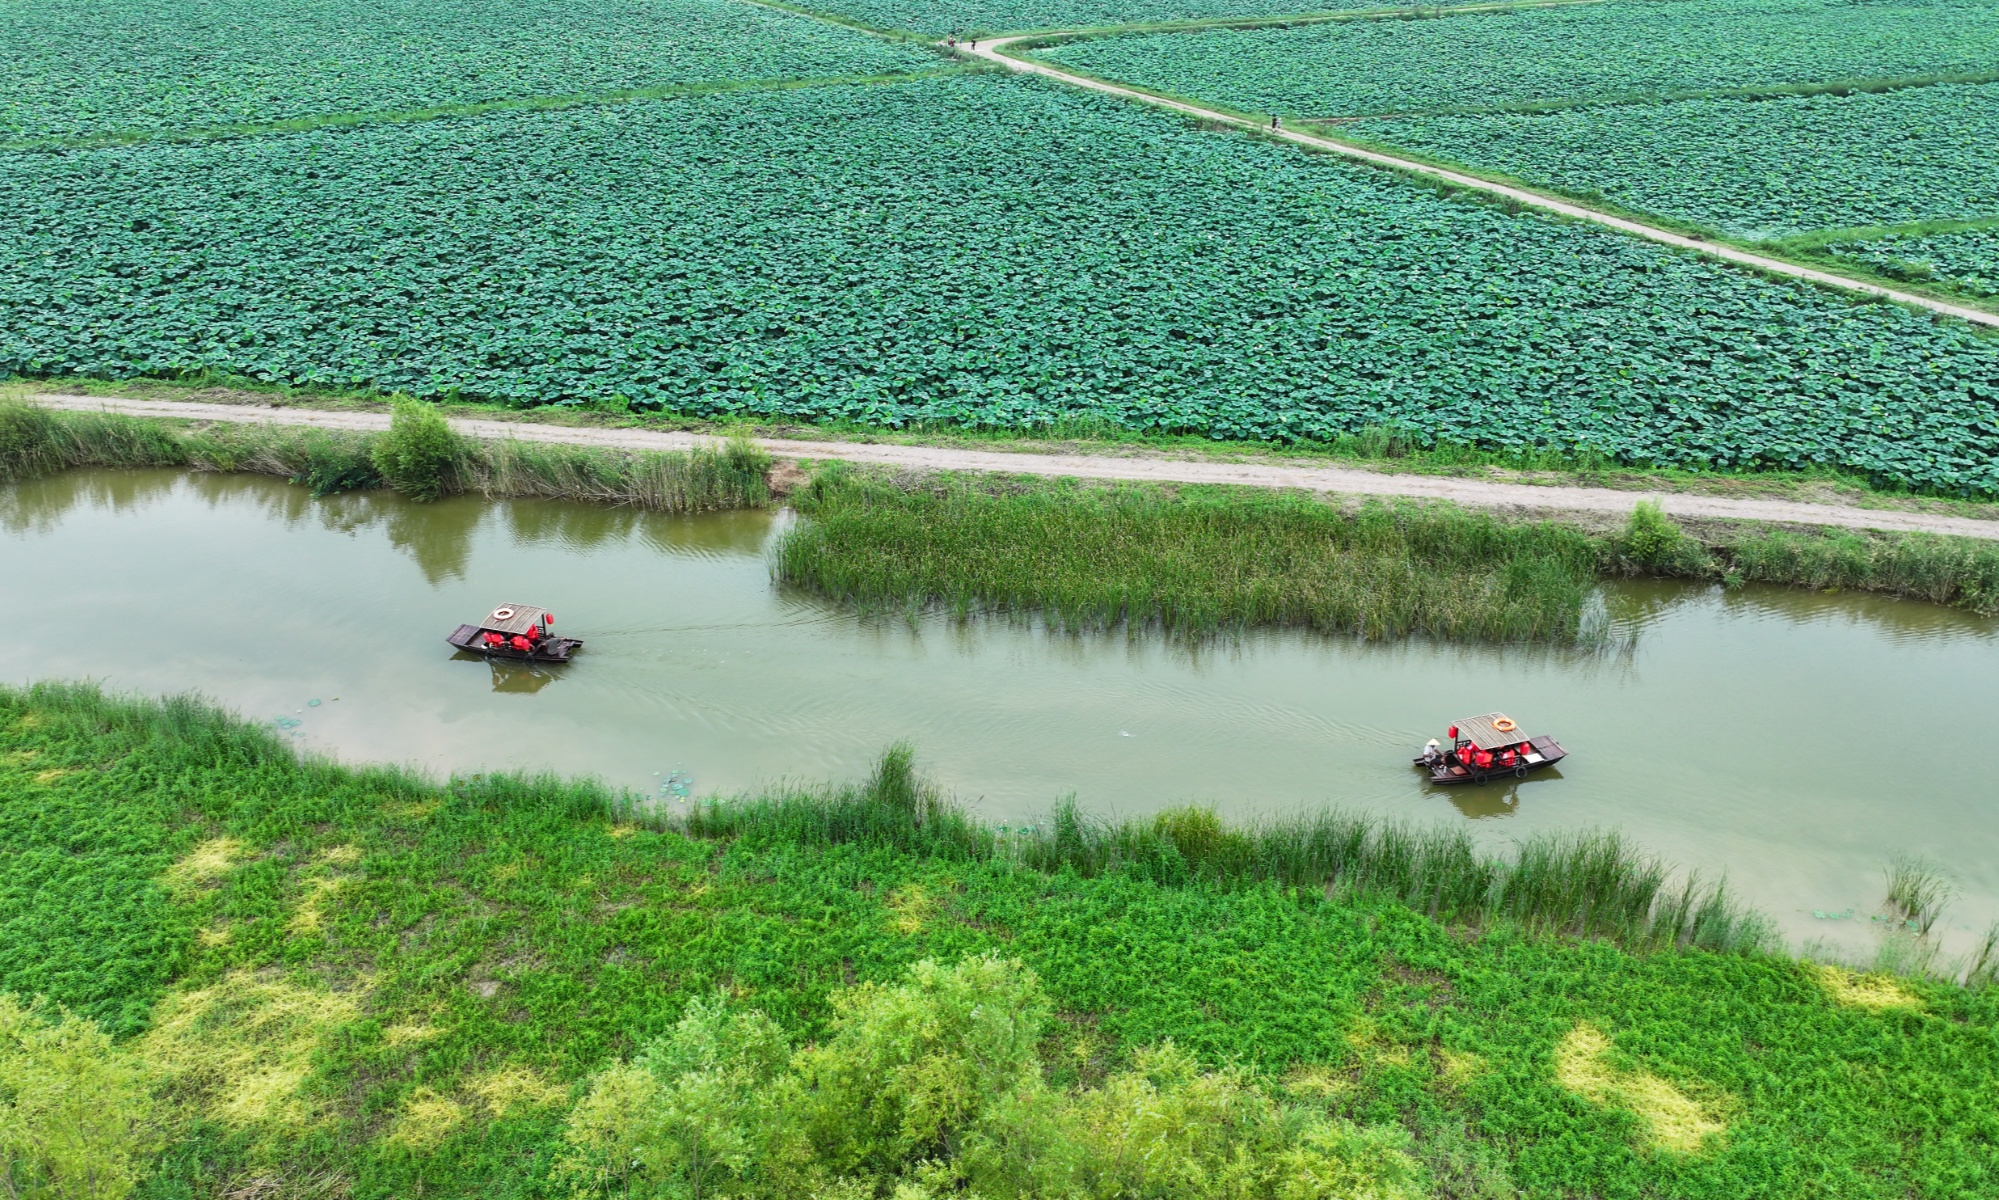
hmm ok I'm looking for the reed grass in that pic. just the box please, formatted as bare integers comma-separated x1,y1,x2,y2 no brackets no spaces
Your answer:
0,400,771,513
781,472,1999,646
1965,923,1999,989
664,745,1774,955
1708,526,1999,611
780,468,1605,644
7,681,1765,966
1883,854,1954,936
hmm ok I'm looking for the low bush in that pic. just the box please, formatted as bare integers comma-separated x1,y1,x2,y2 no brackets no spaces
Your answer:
562,955,1423,1200
0,995,156,1200
370,397,464,502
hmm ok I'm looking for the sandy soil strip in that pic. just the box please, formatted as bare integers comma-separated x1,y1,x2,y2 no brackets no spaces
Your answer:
27,393,1999,540
962,39,1999,329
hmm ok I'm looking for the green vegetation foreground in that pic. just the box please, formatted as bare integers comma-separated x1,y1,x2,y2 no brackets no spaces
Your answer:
2,682,1996,1198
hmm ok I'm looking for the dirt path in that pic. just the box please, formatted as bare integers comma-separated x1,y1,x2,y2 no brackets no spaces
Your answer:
961,38,1999,329
29,393,1999,540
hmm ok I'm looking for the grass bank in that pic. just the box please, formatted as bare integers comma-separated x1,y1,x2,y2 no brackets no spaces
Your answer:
676,744,1775,955
0,398,772,512
10,401,1998,642
779,471,1999,645
2,681,1995,1198
18,376,1999,518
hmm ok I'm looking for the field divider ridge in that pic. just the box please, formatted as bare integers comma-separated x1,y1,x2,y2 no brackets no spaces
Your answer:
24,394,1999,540
1,66,971,154
1295,67,1999,122
1774,214,1999,253
961,36,1999,329
981,0,1603,47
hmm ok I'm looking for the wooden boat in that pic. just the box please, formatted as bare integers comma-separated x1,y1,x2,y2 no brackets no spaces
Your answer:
1414,711,1566,786
447,603,583,664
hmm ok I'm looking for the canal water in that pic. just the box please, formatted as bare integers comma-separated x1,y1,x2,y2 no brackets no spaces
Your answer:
9,469,1998,959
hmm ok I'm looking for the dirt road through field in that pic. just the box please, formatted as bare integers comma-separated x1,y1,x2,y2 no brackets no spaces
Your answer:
960,37,1999,329
26,393,1999,539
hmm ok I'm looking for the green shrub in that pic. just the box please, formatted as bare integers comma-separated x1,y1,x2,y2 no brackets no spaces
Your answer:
562,956,1421,1200
799,954,1051,1175
1619,500,1684,567
368,397,464,501
961,1042,1422,1200
561,992,808,1200
0,996,156,1200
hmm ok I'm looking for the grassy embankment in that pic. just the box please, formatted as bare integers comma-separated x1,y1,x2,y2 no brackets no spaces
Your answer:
781,468,1999,645
8,399,1998,646
0,397,773,512
4,681,1997,1198
16,373,1999,518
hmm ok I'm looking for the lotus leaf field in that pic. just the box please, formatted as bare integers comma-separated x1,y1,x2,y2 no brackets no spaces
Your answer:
0,0,942,145
1362,83,1999,240
1036,0,1999,117
8,73,1999,493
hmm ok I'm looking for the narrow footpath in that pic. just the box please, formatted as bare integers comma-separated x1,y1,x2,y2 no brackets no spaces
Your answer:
29,393,1999,540
960,37,1999,329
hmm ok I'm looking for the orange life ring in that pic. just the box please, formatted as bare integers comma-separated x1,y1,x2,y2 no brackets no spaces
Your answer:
1493,718,1517,732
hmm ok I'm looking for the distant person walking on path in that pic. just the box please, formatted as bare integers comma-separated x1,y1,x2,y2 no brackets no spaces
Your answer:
1271,115,1281,130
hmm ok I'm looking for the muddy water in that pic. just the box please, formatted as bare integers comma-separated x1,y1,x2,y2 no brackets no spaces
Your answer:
9,470,1998,957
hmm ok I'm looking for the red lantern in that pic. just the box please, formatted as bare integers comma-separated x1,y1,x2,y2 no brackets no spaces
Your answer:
1447,725,1458,739
544,614,554,625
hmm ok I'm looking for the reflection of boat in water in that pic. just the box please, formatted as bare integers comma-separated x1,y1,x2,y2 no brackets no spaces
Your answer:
446,603,583,663
1414,712,1566,786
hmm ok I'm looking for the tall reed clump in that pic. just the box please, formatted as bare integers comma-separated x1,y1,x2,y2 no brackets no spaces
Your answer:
655,747,1773,956
460,431,770,512
0,400,771,513
1883,854,1954,936
0,400,192,481
1610,502,1999,614
778,470,1605,644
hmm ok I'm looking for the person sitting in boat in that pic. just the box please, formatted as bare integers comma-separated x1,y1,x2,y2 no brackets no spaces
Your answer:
510,633,533,652
483,631,506,649
1421,738,1443,767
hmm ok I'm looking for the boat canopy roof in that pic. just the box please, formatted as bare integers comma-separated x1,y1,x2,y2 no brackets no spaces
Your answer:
480,603,551,635
1456,712,1531,750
